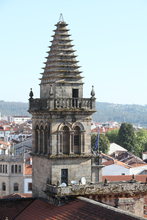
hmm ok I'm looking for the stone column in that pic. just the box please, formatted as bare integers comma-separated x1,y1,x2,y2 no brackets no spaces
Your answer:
60,132,63,154
70,131,74,154
38,130,40,154
81,132,85,153
57,131,61,154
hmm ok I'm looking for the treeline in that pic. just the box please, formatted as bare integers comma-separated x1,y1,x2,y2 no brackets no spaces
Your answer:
92,123,147,157
0,101,29,116
93,102,147,127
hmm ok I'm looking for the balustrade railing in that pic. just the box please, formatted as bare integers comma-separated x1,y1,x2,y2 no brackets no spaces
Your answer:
29,97,95,111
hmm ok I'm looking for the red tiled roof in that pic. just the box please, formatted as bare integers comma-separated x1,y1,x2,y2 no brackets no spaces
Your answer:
103,160,131,169
91,127,119,134
0,193,32,199
102,175,147,182
0,197,141,220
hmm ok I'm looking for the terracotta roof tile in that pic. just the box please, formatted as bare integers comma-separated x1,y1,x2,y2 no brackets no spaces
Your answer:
102,175,147,182
0,193,32,199
0,196,143,220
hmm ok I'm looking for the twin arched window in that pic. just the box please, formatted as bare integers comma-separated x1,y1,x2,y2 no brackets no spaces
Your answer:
61,125,82,155
35,124,50,154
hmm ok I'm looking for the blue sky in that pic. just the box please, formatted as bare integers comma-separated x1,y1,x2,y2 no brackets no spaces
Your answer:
0,0,147,104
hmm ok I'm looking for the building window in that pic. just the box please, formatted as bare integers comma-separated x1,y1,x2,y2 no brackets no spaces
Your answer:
14,183,19,192
2,182,6,191
15,165,17,173
40,126,44,154
5,165,7,174
28,182,32,191
11,165,14,173
74,126,81,154
35,125,39,153
63,126,70,154
2,165,5,173
0,165,2,173
18,165,21,173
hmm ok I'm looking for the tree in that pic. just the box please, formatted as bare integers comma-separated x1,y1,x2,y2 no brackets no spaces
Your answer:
91,133,110,154
106,129,119,143
117,123,135,152
134,129,147,157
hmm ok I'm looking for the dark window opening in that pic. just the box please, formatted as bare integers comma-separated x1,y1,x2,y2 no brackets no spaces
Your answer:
0,165,2,173
14,183,19,192
2,182,6,191
11,165,14,173
63,126,70,154
15,165,17,173
28,182,32,191
19,165,21,173
72,89,79,98
74,126,81,154
72,89,79,108
61,169,68,185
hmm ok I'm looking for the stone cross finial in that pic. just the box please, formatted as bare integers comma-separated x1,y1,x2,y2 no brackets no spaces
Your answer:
59,13,64,22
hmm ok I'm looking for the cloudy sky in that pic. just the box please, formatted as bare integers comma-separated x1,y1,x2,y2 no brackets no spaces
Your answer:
0,0,147,104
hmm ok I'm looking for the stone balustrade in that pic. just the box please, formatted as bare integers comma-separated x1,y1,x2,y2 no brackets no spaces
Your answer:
46,182,147,197
29,97,95,112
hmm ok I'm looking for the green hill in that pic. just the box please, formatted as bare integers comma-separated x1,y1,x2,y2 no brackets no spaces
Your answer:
93,102,147,127
0,101,29,116
0,101,147,127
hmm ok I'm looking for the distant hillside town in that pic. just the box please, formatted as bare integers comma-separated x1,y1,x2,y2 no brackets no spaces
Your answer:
0,115,147,200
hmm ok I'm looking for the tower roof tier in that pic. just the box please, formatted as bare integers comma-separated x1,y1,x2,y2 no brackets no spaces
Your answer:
40,21,82,85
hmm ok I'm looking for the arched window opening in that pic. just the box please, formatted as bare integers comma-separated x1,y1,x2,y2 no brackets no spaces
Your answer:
2,182,6,191
63,126,70,154
11,165,14,173
40,126,44,154
14,183,19,192
18,165,21,173
35,125,39,153
74,126,81,154
44,126,48,154
15,165,17,173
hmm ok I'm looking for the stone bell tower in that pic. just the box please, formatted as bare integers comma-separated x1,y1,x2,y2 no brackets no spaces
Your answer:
29,16,99,199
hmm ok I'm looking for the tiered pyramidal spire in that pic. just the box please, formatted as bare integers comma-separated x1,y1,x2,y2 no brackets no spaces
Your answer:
40,16,83,85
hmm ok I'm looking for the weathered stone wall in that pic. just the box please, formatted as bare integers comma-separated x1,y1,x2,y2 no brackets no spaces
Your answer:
32,155,92,198
40,83,83,99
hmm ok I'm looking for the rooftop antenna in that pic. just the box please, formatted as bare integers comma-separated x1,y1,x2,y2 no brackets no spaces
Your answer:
59,13,64,22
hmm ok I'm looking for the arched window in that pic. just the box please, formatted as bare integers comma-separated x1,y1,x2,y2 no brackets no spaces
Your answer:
44,126,48,154
14,183,19,192
40,126,44,154
35,125,39,153
18,165,21,173
15,165,17,173
2,182,6,191
74,126,81,154
11,165,14,173
63,126,70,154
